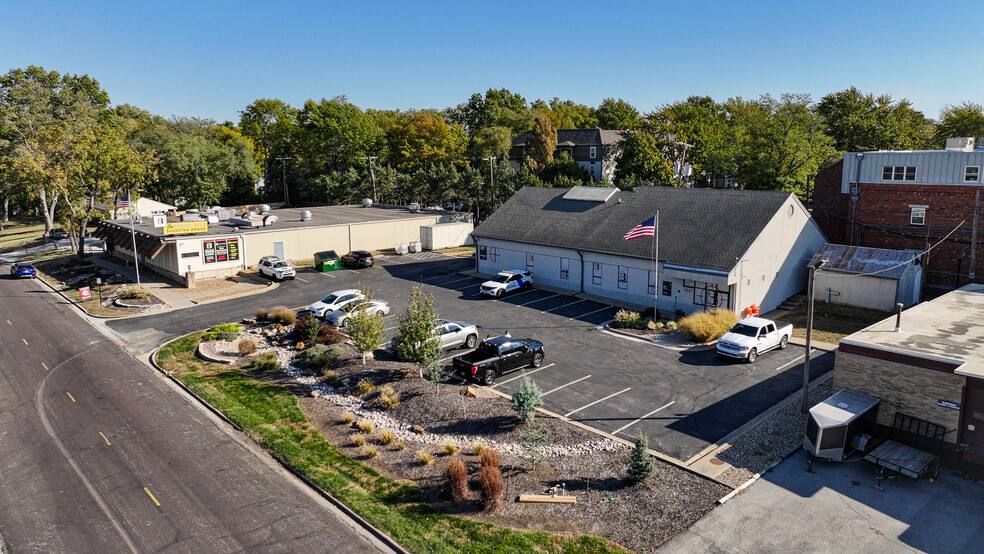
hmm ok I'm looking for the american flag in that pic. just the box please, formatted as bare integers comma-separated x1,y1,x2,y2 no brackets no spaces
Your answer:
623,216,656,240
116,192,130,209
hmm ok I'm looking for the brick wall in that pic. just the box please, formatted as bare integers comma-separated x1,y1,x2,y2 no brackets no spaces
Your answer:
833,352,964,444
813,159,850,244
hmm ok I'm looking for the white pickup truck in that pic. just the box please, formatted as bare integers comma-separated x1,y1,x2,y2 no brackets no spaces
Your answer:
716,316,793,362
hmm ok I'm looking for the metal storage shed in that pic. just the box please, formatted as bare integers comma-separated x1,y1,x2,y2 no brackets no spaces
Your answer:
420,222,473,250
809,244,922,311
804,388,880,461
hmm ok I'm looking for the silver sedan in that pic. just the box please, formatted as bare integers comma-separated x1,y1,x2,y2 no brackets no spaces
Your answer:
324,299,390,327
435,320,479,350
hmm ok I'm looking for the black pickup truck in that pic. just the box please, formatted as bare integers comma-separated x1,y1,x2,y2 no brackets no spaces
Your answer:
453,336,545,385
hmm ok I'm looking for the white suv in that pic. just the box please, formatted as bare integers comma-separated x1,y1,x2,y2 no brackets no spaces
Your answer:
480,269,533,298
258,256,296,281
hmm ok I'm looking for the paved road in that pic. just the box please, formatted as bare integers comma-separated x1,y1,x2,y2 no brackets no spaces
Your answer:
104,253,833,462
0,274,393,553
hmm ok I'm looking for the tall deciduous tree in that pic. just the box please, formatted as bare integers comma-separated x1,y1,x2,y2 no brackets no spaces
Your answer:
532,98,598,130
297,96,381,175
933,102,984,148
655,96,736,187
447,88,530,135
385,111,467,173
595,97,641,130
239,98,297,192
523,114,556,171
818,87,929,151
613,123,675,187
391,284,443,374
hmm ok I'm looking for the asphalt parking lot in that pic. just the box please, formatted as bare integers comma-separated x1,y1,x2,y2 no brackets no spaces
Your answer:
298,252,835,463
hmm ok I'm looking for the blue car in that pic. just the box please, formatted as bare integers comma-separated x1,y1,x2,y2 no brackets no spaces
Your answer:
10,262,37,278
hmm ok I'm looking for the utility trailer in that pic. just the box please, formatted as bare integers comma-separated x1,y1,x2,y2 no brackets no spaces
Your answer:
864,412,946,490
804,389,880,468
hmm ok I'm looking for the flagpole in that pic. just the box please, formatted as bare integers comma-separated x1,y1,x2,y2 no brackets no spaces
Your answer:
126,190,141,287
653,212,659,317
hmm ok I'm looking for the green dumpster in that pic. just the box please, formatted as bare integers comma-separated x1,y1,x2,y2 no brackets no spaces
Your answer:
314,250,340,272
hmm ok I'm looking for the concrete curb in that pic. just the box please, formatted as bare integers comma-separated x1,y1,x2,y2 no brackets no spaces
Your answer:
148,338,408,554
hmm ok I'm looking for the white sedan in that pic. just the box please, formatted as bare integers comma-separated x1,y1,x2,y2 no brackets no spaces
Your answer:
308,289,365,318
323,299,391,327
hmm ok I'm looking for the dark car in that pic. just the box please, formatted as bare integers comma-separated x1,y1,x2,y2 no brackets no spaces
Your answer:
453,336,545,385
47,228,69,240
10,262,37,279
341,250,374,268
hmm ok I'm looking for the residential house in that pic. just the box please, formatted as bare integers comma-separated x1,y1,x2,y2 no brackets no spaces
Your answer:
470,185,827,315
509,128,622,184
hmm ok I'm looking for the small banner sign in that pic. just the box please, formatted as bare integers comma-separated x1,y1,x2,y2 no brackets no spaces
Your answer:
938,399,960,411
79,286,92,301
163,221,208,235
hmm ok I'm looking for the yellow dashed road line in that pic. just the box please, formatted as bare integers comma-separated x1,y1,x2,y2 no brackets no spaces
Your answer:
99,432,112,446
67,392,76,403
144,487,160,506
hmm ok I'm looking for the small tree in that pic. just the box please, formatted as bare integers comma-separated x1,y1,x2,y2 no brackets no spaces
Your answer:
519,422,550,471
627,433,655,484
511,376,543,425
347,287,387,364
423,359,450,389
391,284,443,376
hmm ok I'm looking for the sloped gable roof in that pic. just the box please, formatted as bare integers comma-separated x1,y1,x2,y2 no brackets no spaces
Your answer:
809,244,920,279
473,187,795,272
512,128,623,147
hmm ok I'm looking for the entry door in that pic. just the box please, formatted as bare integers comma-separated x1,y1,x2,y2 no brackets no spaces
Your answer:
962,385,984,449
274,241,284,260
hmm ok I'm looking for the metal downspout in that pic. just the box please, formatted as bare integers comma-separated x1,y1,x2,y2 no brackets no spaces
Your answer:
577,250,584,294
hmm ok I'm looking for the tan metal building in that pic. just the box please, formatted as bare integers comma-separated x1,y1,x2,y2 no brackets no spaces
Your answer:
810,244,923,311
95,204,471,285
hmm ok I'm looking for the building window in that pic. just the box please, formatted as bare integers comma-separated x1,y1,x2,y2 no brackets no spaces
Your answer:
590,146,596,159
592,262,602,285
526,252,534,273
882,166,916,181
662,281,672,297
560,258,569,280
910,205,927,226
479,245,487,260
966,166,980,182
617,266,628,289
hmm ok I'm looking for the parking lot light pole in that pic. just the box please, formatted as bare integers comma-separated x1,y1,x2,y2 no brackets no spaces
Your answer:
275,157,292,206
802,258,828,413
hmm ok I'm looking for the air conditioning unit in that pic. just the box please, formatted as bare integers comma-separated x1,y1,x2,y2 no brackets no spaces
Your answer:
408,203,420,213
945,137,975,151
131,214,143,224
300,210,312,221
362,198,373,207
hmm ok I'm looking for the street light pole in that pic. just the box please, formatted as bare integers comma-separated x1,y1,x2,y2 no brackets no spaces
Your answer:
360,156,378,202
275,157,292,206
483,156,496,214
802,258,828,413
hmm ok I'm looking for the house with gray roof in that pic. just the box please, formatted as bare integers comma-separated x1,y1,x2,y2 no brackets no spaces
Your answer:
471,186,827,315
509,128,622,183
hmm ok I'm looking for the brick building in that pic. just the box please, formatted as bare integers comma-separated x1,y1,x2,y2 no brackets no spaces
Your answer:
813,138,984,293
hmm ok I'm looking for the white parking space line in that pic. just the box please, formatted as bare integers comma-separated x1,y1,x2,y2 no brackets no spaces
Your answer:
384,325,400,332
437,353,458,364
517,293,560,307
295,277,309,283
543,298,587,313
774,351,812,371
438,276,475,286
490,364,555,388
611,401,676,436
569,305,613,320
564,387,632,418
541,375,591,396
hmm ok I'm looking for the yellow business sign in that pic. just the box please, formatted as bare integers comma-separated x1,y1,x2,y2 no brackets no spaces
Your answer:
163,221,208,235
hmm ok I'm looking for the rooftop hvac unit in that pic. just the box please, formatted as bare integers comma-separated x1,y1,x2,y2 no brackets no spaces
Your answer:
362,198,373,207
131,214,143,224
408,202,420,213
945,137,975,151
300,210,312,221
262,214,278,226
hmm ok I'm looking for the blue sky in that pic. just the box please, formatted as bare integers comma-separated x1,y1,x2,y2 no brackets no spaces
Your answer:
4,1,983,124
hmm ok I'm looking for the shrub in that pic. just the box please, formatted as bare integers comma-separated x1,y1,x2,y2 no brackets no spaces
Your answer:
342,412,355,424
255,308,268,321
249,353,279,371
627,433,655,483
654,321,665,330
378,430,395,446
613,309,642,329
357,420,375,434
294,315,321,342
203,323,242,341
238,338,258,356
416,450,434,466
472,443,485,456
641,306,660,320
323,370,340,383
480,448,500,470
218,331,239,342
363,447,378,459
269,306,296,325
396,442,406,451
510,376,543,425
677,308,739,342
378,385,400,410
441,442,458,456
117,285,151,299
355,378,375,396
295,344,342,370
445,458,469,502
479,464,504,514
314,325,345,345
665,321,678,331
352,434,365,447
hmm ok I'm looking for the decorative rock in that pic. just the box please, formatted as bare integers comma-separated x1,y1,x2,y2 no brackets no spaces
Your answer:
465,387,478,398
296,342,305,350
242,318,256,324
411,425,426,435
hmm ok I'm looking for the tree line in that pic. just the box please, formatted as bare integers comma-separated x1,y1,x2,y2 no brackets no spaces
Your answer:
4,64,984,244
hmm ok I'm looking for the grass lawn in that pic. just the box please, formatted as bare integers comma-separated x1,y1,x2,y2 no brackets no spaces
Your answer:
155,334,627,554
782,302,893,343
0,220,48,253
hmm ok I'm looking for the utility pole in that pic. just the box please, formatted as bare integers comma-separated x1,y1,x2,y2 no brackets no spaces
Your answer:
275,157,292,206
674,142,693,186
483,156,496,214
360,156,378,203
802,258,828,413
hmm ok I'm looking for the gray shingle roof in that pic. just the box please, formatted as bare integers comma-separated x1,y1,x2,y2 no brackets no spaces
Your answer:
472,187,796,272
511,128,623,147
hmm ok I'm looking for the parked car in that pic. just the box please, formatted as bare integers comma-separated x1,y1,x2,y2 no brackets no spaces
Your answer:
435,319,479,350
716,317,792,362
10,262,37,278
308,289,365,318
453,336,544,385
323,298,390,327
257,256,296,281
341,250,374,268
47,228,69,240
480,269,533,298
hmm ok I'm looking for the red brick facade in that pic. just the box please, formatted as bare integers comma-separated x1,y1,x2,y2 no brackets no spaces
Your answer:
813,160,984,290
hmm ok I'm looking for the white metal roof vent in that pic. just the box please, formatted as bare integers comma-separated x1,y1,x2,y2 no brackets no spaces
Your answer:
263,214,278,226
945,137,975,151
362,198,373,207
185,208,199,214
300,210,312,221
259,204,271,214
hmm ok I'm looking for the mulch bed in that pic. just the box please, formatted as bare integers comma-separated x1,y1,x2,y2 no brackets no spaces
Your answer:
202,327,728,553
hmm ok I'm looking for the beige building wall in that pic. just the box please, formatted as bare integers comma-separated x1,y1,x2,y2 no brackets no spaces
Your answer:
245,227,351,266
833,352,964,444
815,274,899,311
